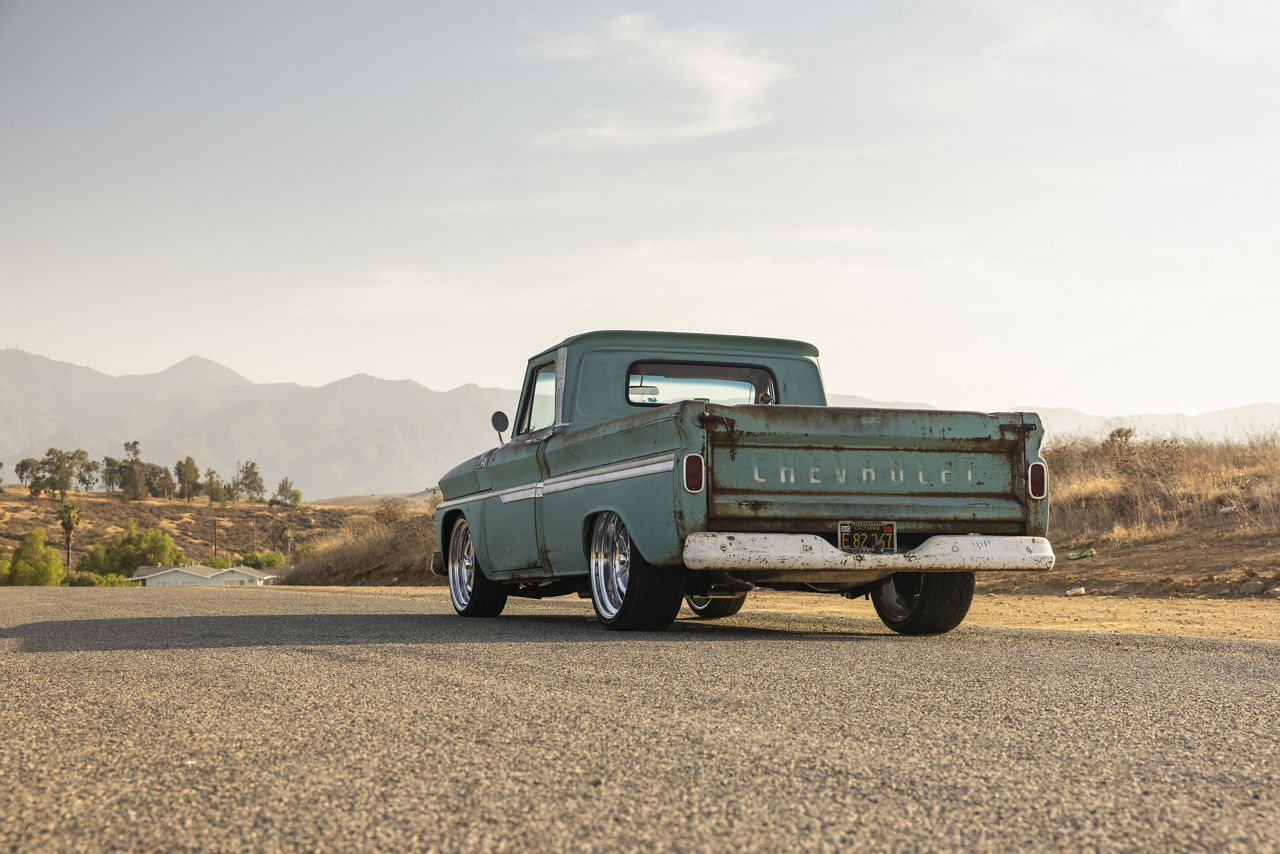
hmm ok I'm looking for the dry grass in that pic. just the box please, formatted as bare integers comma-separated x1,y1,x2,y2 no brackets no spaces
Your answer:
0,490,354,566
1046,428,1280,546
282,495,442,586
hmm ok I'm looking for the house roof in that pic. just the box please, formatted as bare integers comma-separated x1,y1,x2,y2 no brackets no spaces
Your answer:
130,564,276,581
215,566,275,580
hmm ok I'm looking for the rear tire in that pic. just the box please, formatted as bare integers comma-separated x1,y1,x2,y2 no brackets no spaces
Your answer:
589,512,684,631
447,518,508,618
685,594,747,619
871,571,973,635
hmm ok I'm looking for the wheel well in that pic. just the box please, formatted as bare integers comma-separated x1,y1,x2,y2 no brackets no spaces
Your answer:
580,512,599,562
439,509,465,549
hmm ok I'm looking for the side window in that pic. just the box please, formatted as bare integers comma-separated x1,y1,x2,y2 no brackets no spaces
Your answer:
518,363,557,434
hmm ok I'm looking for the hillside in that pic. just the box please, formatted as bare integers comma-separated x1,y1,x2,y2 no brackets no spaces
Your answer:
0,489,363,570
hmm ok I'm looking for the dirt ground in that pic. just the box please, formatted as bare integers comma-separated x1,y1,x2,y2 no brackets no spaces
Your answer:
975,529,1280,598
746,589,1280,642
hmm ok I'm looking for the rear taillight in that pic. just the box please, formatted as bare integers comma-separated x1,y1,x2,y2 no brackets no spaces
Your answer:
683,454,705,493
1028,461,1047,499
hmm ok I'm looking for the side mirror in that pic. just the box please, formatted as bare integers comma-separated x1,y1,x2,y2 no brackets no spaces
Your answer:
491,411,510,443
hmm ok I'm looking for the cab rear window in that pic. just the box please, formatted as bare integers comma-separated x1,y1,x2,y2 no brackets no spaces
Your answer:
627,362,777,407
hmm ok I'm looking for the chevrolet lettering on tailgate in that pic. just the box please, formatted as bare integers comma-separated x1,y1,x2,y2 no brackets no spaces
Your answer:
432,331,1054,633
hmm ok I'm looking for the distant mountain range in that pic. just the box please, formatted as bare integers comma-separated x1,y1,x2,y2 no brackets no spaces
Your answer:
3,349,1277,498
0,350,515,500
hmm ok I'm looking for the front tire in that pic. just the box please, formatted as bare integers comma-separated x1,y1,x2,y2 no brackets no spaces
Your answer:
685,594,747,619
448,518,508,617
871,571,974,635
589,512,684,631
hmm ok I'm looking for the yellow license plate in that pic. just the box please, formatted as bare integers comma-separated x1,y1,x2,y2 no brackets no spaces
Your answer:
838,521,896,554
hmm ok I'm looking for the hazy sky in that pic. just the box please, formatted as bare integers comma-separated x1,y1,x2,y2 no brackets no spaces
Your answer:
2,1,1277,415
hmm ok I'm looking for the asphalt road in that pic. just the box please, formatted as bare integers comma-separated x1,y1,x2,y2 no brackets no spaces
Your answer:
2,588,1277,853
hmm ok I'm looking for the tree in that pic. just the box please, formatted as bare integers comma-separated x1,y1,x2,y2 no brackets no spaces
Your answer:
14,458,38,486
75,457,100,493
14,457,45,496
175,457,202,502
101,457,123,494
144,464,175,500
120,442,146,502
235,460,265,503
3,529,65,586
271,477,302,509
57,502,81,567
121,469,147,502
76,520,184,577
39,448,75,500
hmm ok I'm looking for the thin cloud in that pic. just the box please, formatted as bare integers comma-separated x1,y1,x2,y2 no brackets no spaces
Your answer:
533,14,791,150
1162,0,1280,62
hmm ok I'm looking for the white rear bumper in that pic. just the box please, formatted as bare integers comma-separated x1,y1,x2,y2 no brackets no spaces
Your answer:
683,533,1055,574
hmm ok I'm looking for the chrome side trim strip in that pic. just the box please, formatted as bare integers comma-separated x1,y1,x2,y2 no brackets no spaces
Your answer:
441,452,678,509
435,493,489,512
498,484,543,504
543,455,676,495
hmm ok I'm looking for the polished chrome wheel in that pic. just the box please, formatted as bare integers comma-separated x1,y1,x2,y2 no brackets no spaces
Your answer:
590,512,630,621
448,518,477,610
447,517,507,618
587,512,683,630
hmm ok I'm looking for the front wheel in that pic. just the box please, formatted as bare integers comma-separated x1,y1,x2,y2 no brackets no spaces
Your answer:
685,593,747,619
871,571,974,635
448,518,508,617
589,512,684,631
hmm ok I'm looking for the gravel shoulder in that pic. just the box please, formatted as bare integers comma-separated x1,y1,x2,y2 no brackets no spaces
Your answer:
742,588,1280,642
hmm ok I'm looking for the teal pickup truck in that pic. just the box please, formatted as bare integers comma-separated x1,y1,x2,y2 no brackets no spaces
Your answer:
432,331,1053,633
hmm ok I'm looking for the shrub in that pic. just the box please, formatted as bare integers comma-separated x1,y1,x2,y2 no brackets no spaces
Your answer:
3,529,65,586
64,570,100,587
241,550,284,570
64,570,140,587
97,573,139,587
76,520,185,577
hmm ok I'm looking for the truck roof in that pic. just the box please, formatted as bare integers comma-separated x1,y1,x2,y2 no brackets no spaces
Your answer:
531,330,821,362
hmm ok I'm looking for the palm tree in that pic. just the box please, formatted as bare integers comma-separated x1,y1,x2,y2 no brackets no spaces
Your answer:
57,502,81,568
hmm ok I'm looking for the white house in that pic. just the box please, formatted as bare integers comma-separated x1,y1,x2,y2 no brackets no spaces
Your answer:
130,565,277,587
